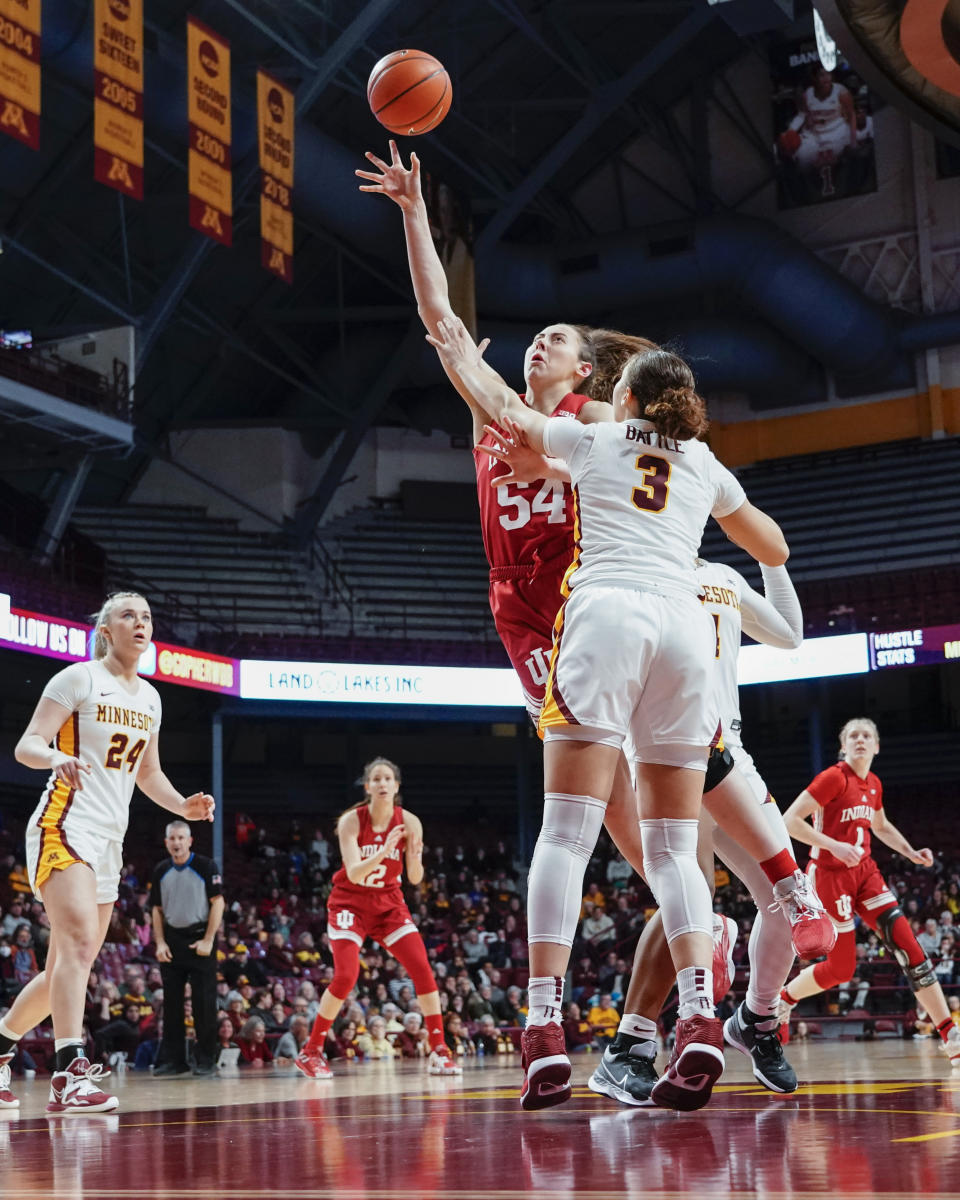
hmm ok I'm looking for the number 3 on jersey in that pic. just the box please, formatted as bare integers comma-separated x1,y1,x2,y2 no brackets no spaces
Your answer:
631,454,671,514
497,479,566,530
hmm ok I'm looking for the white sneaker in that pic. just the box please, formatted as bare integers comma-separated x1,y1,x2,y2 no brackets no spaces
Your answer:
427,1049,462,1076
47,1058,119,1114
0,1054,18,1110
942,1026,960,1069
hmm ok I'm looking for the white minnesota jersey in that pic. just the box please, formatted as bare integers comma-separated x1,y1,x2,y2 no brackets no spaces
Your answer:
803,82,847,136
696,560,747,752
542,419,745,600
29,659,162,843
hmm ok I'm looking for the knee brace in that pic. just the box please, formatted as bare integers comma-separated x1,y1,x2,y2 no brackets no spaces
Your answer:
640,818,713,941
527,793,606,947
876,907,935,991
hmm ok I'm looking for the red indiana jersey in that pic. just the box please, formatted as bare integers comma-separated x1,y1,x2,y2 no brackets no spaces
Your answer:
473,392,591,571
330,804,405,897
807,762,883,870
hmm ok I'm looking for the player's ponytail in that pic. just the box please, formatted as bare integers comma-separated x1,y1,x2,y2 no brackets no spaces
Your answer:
91,591,149,659
620,348,709,440
335,756,403,835
573,327,660,406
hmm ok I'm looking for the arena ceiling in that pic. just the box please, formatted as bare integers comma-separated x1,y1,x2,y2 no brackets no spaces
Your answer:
0,0,840,524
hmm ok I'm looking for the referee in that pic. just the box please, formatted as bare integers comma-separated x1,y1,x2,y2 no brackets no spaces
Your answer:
151,820,224,1077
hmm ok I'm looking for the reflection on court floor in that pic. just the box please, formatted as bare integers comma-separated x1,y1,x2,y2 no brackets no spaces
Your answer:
6,1040,960,1198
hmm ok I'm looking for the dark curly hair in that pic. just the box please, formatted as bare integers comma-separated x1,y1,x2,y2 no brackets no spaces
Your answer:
568,326,660,406
620,348,709,440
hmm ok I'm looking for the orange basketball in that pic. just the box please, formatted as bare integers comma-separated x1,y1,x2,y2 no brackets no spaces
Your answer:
367,49,451,136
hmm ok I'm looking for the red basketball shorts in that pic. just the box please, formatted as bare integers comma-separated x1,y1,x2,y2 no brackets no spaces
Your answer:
806,856,896,934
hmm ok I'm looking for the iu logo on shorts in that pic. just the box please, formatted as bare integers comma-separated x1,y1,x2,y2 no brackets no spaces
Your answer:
335,910,356,930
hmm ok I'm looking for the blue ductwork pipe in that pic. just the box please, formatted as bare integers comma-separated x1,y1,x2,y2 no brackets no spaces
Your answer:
39,1,960,396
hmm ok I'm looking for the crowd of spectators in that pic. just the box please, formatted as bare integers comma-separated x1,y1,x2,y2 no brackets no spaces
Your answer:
2,814,960,1073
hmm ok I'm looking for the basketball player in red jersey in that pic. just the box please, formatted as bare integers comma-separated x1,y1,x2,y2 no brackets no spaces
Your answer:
779,717,960,1067
295,758,461,1079
357,141,654,873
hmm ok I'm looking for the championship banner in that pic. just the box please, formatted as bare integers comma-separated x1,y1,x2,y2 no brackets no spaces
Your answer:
93,0,143,199
257,70,293,282
0,0,40,149
187,16,231,245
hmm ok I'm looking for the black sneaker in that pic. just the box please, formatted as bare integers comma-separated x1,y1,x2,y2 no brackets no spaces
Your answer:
153,1062,191,1077
723,1004,797,1093
587,1034,659,1106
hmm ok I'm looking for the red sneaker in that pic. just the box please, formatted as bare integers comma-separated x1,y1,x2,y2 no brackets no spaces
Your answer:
650,1015,724,1112
520,1023,571,1111
294,1049,333,1080
46,1058,118,1114
0,1053,18,1110
770,871,837,959
712,914,738,1004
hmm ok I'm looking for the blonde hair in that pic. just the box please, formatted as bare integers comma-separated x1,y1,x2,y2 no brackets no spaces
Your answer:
838,717,879,746
335,756,403,834
92,591,149,659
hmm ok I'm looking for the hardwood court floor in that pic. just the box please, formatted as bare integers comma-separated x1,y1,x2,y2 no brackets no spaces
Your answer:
6,1038,960,1199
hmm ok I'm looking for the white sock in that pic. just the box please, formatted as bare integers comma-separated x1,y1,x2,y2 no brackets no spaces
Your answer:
677,966,715,1020
617,1013,658,1040
526,976,564,1027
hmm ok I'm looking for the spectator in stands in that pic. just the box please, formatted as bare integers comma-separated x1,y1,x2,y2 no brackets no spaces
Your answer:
581,883,607,915
216,1014,238,1060
275,1016,310,1065
918,919,941,958
88,980,123,1031
495,986,526,1028
581,903,616,956
462,928,487,966
294,932,322,973
11,925,39,987
225,997,246,1036
444,1012,474,1058
297,980,320,1023
571,955,600,1006
940,912,956,941
381,1002,404,1039
587,994,619,1042
94,1002,143,1065
562,1002,595,1054
357,1015,395,1059
612,894,644,945
310,828,331,871
473,1013,500,1055
467,984,497,1023
235,813,257,854
396,1011,429,1058
265,931,295,976
934,937,955,987
332,1018,361,1061
1,900,26,939
598,954,630,1003
237,1015,273,1067
605,854,633,892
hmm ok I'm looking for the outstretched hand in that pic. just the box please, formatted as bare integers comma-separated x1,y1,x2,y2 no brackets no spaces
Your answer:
425,315,490,374
356,140,422,209
483,420,550,487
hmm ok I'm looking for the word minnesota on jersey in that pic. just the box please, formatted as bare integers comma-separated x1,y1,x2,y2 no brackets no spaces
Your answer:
96,705,156,731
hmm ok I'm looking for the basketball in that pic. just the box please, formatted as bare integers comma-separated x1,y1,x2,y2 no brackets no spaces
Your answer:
778,128,802,158
367,49,451,136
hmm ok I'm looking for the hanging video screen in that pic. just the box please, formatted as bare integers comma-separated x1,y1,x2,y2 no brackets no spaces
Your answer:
771,38,877,209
